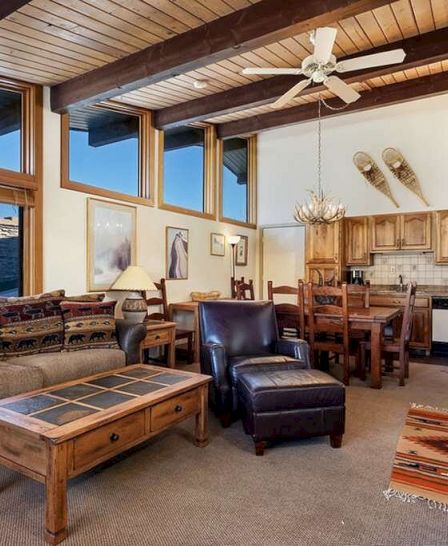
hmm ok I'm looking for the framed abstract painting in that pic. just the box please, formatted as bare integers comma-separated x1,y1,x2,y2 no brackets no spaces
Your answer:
210,233,225,256
166,226,189,280
87,198,137,291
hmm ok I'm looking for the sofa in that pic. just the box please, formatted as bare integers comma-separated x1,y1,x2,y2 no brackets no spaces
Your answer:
0,290,147,399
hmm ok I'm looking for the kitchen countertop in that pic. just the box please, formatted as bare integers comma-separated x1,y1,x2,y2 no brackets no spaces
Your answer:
369,284,448,297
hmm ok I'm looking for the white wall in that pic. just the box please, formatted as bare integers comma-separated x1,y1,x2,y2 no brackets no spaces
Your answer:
42,89,257,303
258,94,448,225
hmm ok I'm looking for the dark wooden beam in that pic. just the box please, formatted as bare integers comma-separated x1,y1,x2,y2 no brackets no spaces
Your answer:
50,0,392,113
155,27,448,128
216,70,448,137
0,1,32,19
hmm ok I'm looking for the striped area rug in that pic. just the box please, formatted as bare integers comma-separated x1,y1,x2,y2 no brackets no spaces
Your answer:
384,405,448,511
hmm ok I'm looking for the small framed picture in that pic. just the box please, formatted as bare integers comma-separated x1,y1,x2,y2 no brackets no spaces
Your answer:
210,233,225,256
166,226,189,280
235,235,248,266
87,198,137,291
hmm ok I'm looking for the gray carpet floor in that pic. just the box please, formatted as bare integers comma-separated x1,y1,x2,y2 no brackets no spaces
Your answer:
1,362,448,546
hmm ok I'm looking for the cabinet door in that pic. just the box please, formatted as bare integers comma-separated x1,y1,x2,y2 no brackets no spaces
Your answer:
410,308,431,349
345,217,371,265
306,265,340,286
435,211,448,264
371,215,400,252
306,222,341,264
400,213,432,250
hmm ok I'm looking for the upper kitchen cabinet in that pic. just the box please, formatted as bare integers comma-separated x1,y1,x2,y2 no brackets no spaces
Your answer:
435,210,448,264
371,214,401,252
371,212,432,252
345,216,371,266
305,221,342,265
400,212,432,251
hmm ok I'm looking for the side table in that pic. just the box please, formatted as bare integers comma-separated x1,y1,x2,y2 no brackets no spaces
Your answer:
140,320,177,368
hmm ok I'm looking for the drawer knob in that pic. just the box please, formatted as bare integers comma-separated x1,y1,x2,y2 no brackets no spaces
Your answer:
175,405,183,413
110,433,120,442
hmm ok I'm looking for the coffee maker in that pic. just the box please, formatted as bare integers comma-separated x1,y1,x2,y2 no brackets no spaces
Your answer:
348,269,365,285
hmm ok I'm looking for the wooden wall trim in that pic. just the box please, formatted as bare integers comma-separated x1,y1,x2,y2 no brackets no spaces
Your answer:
49,0,392,113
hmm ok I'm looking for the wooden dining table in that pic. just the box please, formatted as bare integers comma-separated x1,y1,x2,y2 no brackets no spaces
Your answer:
313,305,402,389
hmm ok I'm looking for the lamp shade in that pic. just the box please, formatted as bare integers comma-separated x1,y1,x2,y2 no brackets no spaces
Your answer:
111,266,156,291
228,235,241,245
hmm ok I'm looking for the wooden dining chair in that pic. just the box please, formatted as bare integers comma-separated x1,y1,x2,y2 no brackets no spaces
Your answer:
347,281,370,309
308,282,351,385
359,282,417,386
146,278,194,364
267,280,303,339
231,276,245,299
236,279,255,300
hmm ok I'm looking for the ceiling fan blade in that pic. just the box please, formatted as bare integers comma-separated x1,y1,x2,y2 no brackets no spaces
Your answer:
272,79,312,109
313,27,337,64
324,76,360,104
336,49,406,73
242,67,302,75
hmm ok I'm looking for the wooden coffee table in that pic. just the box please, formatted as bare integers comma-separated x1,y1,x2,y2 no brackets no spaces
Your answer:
0,364,211,544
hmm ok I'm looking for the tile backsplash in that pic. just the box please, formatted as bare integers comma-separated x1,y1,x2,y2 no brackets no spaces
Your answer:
352,253,448,285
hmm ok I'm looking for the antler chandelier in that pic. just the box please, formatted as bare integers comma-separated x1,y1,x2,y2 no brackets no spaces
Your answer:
294,99,346,225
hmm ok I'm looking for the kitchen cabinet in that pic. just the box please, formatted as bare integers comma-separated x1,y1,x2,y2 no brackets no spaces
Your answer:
435,210,448,264
370,294,431,351
345,216,371,266
305,221,342,264
400,212,432,250
371,214,401,251
306,265,340,286
371,212,431,252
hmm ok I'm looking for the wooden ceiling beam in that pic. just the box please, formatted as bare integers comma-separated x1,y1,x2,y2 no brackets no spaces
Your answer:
0,1,32,19
216,71,448,137
50,0,392,113
155,27,448,128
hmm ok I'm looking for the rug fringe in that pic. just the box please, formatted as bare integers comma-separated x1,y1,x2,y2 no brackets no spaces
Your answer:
410,403,448,414
383,489,448,513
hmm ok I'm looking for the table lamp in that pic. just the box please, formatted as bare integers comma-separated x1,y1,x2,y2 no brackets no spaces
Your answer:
111,265,156,323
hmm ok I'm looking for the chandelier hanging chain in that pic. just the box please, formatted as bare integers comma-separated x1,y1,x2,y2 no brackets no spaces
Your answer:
293,97,347,225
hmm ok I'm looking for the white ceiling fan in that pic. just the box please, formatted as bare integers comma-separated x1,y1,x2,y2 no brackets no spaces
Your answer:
241,27,406,109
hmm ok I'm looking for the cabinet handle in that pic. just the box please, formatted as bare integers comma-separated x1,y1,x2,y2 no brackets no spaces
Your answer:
110,433,120,443
155,335,160,340
175,404,183,413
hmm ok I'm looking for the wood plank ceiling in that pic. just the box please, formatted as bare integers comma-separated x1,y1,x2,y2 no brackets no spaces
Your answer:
0,0,447,132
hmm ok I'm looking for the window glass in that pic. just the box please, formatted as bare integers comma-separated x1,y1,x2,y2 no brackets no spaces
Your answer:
0,203,22,296
0,89,22,172
163,126,204,212
222,138,248,223
69,106,139,196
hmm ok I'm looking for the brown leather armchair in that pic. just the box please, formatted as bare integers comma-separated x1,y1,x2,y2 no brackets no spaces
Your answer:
199,300,310,426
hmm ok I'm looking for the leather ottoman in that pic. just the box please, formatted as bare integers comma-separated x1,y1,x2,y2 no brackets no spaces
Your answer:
237,368,345,455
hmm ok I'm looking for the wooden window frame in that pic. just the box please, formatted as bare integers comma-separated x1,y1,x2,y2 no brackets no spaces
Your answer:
218,135,257,229
0,78,43,295
61,101,154,207
157,125,216,220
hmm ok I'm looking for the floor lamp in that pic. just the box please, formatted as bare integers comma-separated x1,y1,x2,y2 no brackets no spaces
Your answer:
228,235,241,292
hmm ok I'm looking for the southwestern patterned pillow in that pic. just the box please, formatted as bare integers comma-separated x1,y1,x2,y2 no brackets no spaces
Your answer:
0,298,64,358
60,301,119,352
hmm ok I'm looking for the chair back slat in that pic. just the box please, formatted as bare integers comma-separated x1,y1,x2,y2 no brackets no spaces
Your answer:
347,281,370,309
400,282,417,350
146,278,169,321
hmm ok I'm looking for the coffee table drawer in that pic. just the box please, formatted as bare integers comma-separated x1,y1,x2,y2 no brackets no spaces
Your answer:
144,330,170,346
151,389,199,431
74,411,145,470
